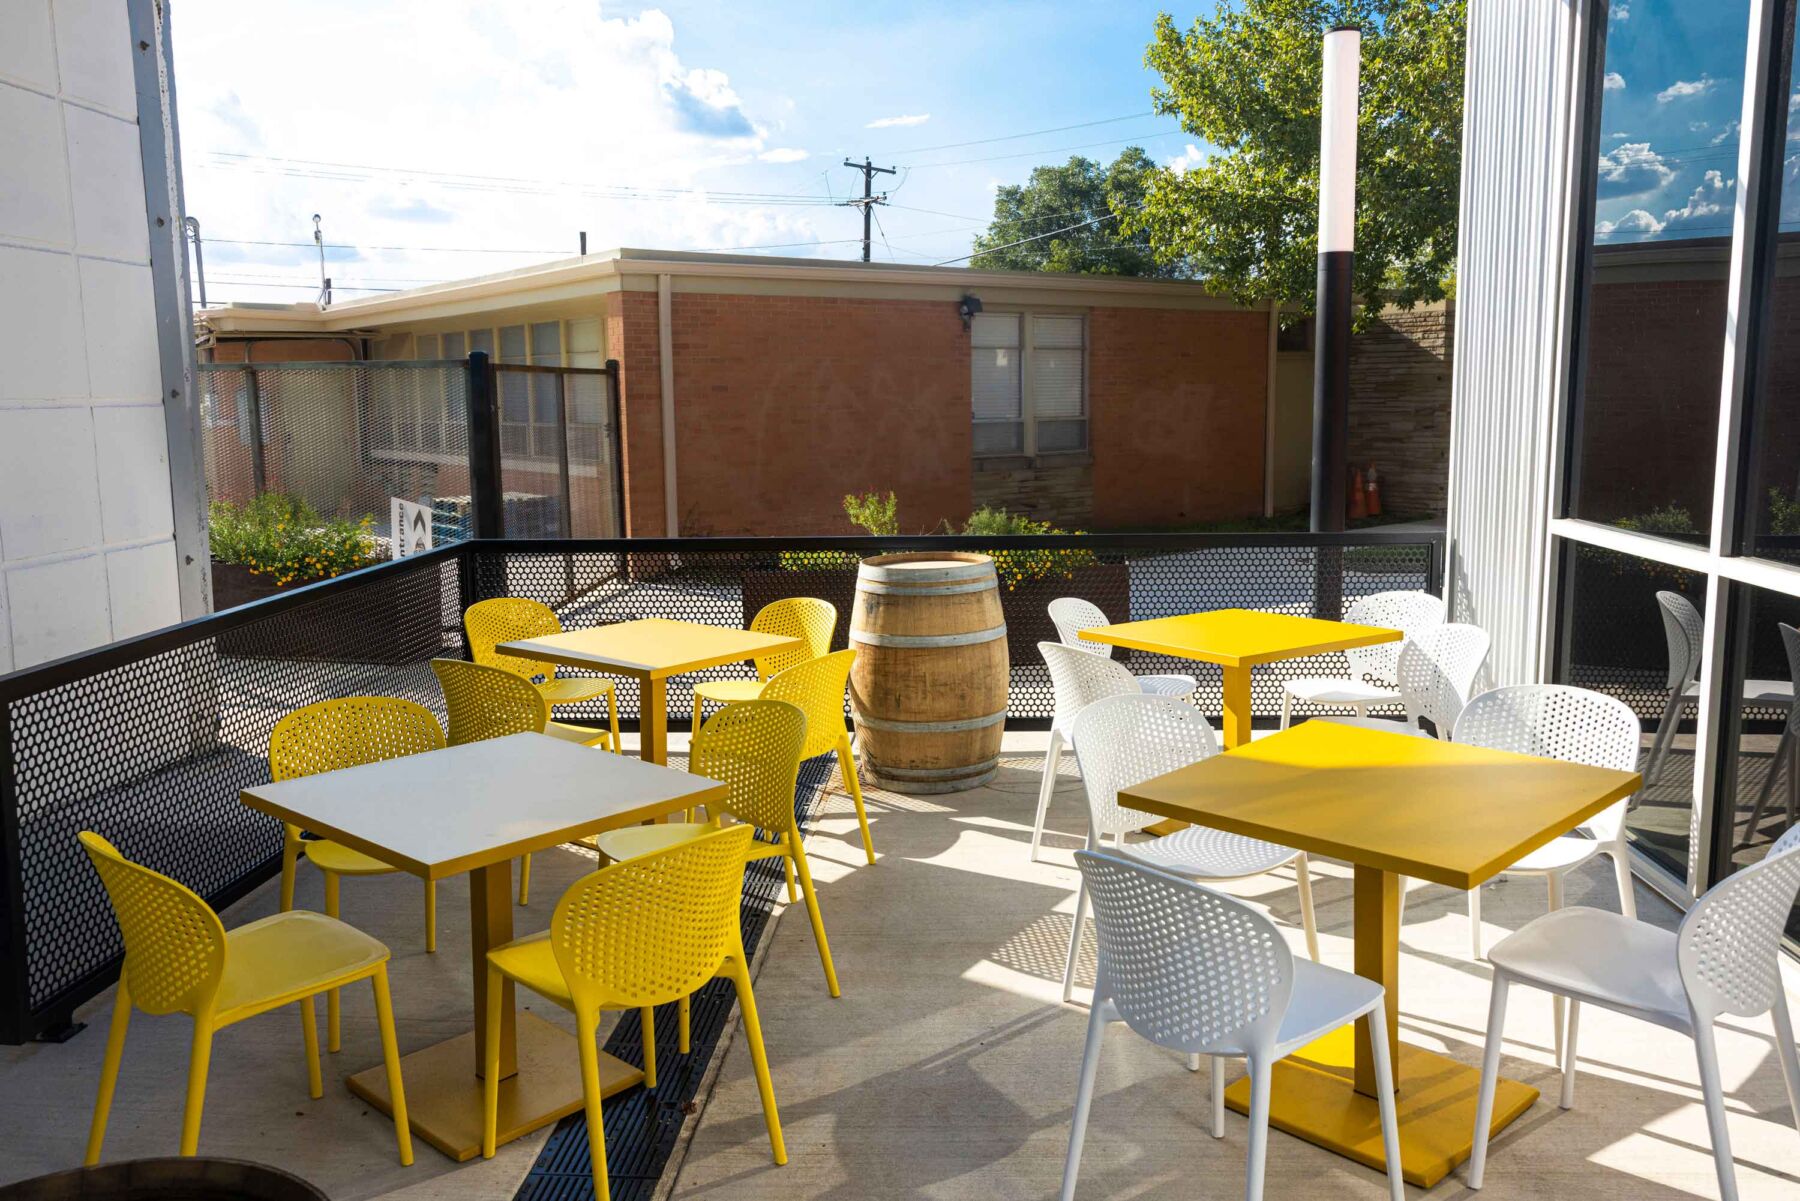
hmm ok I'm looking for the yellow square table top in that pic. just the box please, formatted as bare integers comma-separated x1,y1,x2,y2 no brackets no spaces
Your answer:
1118,721,1641,890
241,732,728,880
498,616,802,680
1078,607,1402,668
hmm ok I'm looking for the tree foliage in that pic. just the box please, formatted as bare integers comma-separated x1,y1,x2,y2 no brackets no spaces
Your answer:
970,148,1179,276
1129,0,1464,322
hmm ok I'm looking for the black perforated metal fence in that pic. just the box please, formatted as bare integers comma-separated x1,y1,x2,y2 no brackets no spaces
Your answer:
0,530,1439,1044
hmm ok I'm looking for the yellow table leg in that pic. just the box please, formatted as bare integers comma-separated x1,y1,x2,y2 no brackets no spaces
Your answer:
641,677,668,766
1221,663,1253,750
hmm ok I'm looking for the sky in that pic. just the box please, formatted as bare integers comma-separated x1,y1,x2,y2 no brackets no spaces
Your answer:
170,0,1202,306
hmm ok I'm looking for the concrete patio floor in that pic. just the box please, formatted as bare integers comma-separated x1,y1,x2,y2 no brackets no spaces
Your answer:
3,731,1797,1201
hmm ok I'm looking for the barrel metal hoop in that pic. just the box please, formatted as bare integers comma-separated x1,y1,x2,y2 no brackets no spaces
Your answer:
856,563,997,585
855,578,997,596
852,709,1006,733
850,624,1007,648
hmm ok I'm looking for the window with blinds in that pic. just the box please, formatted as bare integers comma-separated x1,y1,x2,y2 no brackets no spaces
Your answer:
970,310,1086,456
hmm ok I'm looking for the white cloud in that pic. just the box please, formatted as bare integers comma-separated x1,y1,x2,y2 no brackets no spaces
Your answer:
1166,143,1208,175
1609,1,1630,22
1596,142,1676,197
866,113,930,128
1596,208,1665,240
757,148,810,163
1657,76,1716,103
1662,169,1734,228
1605,131,1630,140
1713,120,1740,145
1604,72,1626,91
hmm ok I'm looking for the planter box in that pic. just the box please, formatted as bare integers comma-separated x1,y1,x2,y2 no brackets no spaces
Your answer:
212,560,443,664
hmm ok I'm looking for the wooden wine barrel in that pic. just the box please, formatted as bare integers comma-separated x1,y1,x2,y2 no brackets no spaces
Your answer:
850,552,1008,793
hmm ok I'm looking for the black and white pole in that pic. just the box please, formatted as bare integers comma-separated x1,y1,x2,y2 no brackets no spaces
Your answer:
1310,25,1359,534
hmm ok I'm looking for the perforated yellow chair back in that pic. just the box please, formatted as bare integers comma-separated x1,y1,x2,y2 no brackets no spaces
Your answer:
79,832,225,1017
690,700,807,833
761,648,856,761
431,657,549,745
749,598,836,681
268,696,445,781
464,597,569,683
551,824,753,1012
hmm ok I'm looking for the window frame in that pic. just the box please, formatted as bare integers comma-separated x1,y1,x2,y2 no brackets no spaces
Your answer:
970,306,1090,460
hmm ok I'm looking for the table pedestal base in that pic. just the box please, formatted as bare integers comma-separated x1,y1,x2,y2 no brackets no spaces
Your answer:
346,1011,644,1162
1223,1029,1538,1188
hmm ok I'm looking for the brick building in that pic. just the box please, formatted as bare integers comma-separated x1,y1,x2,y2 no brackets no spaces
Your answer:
196,250,1301,536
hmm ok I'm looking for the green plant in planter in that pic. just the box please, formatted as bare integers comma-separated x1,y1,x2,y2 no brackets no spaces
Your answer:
962,505,1096,590
843,490,900,536
209,493,382,587
1768,486,1800,536
1614,503,1700,538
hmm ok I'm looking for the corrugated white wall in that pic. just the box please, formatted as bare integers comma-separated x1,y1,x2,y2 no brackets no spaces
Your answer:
1444,0,1583,685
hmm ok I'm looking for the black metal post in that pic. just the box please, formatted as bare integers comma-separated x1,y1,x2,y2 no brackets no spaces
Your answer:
553,372,575,539
1310,26,1360,618
0,703,31,1044
1310,254,1353,535
243,367,267,496
466,351,504,540
604,359,627,538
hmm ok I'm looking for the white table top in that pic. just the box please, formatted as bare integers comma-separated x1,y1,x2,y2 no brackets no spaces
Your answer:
240,732,728,880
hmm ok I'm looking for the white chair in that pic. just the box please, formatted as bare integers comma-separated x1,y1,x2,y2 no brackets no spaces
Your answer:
1047,597,1199,697
1649,591,1793,784
1738,623,1800,849
1445,685,1641,965
1469,822,1800,1201
1061,850,1404,1201
1317,623,1491,740
1060,692,1320,1005
1280,590,1447,727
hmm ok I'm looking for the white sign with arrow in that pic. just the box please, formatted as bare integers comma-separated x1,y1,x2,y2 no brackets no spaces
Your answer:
390,497,434,559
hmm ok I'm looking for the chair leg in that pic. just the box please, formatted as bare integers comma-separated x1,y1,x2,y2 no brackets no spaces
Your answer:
1243,1054,1274,1201
179,1017,215,1157
1611,843,1637,920
1061,880,1091,1004
1770,991,1800,1137
1365,1008,1405,1201
371,966,413,1166
641,1006,657,1089
791,840,841,998
1739,725,1790,847
678,994,690,1055
726,956,788,1166
280,826,302,912
1560,999,1580,1110
692,694,704,738
574,1010,612,1201
1548,874,1565,1066
1694,1023,1741,1201
425,878,437,951
1646,687,1683,784
607,689,621,754
1397,876,1409,925
323,872,342,1053
481,965,504,1159
299,995,323,1099
1469,879,1483,960
1031,729,1064,863
838,734,875,865
1294,852,1320,962
1211,1056,1227,1139
1279,691,1293,730
1060,1003,1108,1201
85,981,132,1165
517,856,531,907
1468,972,1511,1188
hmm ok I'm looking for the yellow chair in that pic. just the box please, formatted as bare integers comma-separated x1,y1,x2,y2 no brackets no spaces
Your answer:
464,597,621,752
79,832,412,1167
690,598,836,729
761,648,875,865
431,657,611,905
270,696,444,1052
480,825,785,1201
597,699,839,1015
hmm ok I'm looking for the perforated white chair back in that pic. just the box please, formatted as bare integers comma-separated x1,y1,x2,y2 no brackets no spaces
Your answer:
1075,849,1292,1055
1040,641,1140,727
1657,591,1705,690
1343,590,1446,688
1049,596,1111,649
1678,823,1800,1022
1782,624,1800,735
1453,684,1641,841
1070,692,1219,839
1396,623,1491,735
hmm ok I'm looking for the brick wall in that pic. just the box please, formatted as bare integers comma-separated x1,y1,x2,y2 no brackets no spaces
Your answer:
971,459,1094,527
1348,304,1454,518
607,290,668,536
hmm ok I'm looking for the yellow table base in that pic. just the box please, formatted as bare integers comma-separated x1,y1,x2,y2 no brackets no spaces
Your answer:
1223,1028,1538,1188
346,1011,644,1163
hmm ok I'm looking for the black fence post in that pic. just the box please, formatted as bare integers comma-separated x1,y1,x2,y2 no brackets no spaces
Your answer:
604,359,626,539
0,703,31,1044
466,351,503,539
243,367,267,496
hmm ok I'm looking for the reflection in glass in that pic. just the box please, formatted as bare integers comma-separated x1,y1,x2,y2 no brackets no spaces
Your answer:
1718,585,1800,938
1567,0,1749,540
1555,540,1704,877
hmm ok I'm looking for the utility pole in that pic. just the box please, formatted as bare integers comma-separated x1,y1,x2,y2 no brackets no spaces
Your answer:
841,157,896,262
312,213,330,307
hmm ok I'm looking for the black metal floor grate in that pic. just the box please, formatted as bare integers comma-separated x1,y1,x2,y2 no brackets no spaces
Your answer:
513,753,834,1201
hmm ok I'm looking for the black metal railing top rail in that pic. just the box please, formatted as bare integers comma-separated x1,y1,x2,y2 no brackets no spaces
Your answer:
0,530,1440,1045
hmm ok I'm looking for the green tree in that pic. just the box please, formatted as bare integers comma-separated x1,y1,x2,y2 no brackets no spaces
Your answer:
1130,0,1464,322
970,147,1178,276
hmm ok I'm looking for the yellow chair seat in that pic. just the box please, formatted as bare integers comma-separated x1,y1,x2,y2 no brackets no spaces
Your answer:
593,823,712,863
537,677,616,706
301,838,399,877
546,721,612,747
215,910,389,1024
487,930,574,1008
691,678,765,706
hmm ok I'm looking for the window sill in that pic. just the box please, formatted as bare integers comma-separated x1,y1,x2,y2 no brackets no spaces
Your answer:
973,452,1093,471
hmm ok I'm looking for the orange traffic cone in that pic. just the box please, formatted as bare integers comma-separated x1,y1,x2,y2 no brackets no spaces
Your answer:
1349,467,1368,520
1366,463,1383,516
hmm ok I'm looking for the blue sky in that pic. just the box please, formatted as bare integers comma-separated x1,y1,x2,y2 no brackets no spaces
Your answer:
172,1,1200,304
1591,0,1752,243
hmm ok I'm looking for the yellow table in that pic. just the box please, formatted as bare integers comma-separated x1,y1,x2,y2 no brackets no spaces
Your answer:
1078,607,1402,749
498,617,802,764
1119,720,1641,1187
241,732,727,1162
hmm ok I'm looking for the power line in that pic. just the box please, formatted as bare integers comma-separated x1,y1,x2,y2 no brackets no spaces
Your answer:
935,204,1144,266
900,129,1187,169
881,111,1158,155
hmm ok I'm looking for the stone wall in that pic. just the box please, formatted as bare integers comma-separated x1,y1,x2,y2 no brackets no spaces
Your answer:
971,458,1095,527
1348,302,1454,518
